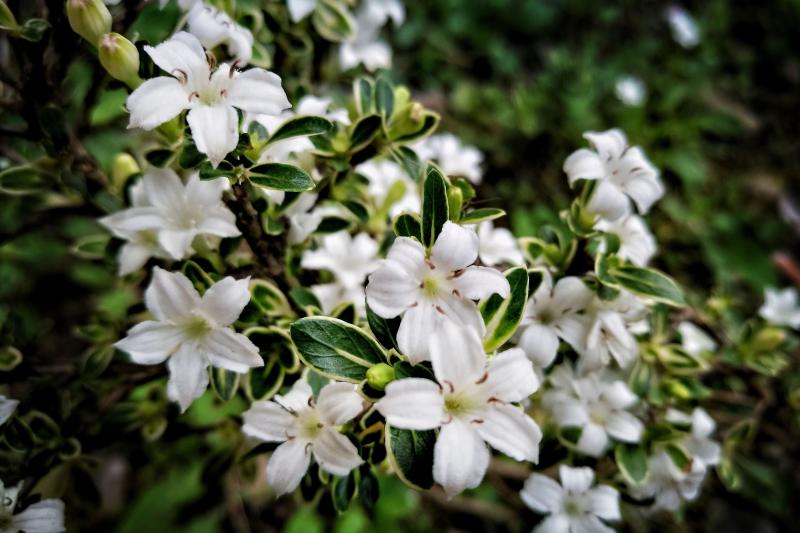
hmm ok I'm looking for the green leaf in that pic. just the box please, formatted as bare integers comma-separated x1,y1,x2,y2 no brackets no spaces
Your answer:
199,161,236,180
391,112,440,143
375,77,395,120
366,302,400,351
665,443,692,470
389,145,422,181
290,317,386,382
332,471,357,513
392,213,421,239
615,443,649,485
597,255,686,307
266,115,334,145
354,78,374,115
385,425,436,490
249,163,314,191
0,165,51,194
421,164,449,248
349,114,382,152
311,0,356,42
250,280,292,318
0,345,22,371
19,18,50,42
181,260,215,294
480,266,528,352
460,207,506,225
210,367,240,401
357,468,379,512
145,148,173,168
72,234,110,259
289,287,322,314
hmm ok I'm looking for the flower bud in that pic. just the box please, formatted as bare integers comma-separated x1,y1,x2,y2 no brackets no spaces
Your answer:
66,0,111,47
98,32,141,88
111,153,140,190
752,327,785,352
366,363,395,391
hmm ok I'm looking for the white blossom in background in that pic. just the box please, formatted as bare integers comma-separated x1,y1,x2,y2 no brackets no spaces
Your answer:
186,3,254,64
0,480,65,533
359,0,405,28
666,408,721,469
631,449,706,511
159,0,199,9
242,380,364,495
0,395,19,426
339,30,392,72
521,465,620,533
677,322,717,355
758,287,800,329
126,32,290,167
115,268,262,411
580,291,647,369
99,169,240,272
614,75,646,107
412,133,484,184
544,366,643,457
665,5,700,48
366,221,509,363
595,214,657,266
295,95,351,125
517,272,592,368
286,0,317,22
376,320,541,497
356,159,419,217
301,231,380,313
564,129,663,222
475,221,524,266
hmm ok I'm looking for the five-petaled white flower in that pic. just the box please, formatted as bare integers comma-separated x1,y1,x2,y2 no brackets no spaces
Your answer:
242,380,364,496
517,272,593,368
543,365,643,457
376,320,542,497
366,221,510,363
413,133,484,184
356,159,420,217
100,168,240,273
0,395,19,427
677,322,717,356
114,268,262,412
186,3,254,64
595,214,657,267
521,465,620,533
631,449,707,511
564,129,663,222
0,479,65,533
126,32,290,167
301,231,380,314
758,287,800,329
579,291,647,370
665,407,721,469
475,221,524,267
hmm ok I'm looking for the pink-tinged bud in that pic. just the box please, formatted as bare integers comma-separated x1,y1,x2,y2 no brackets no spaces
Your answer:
65,0,111,46
99,32,141,88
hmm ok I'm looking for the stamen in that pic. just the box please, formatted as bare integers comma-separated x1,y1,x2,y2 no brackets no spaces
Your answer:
205,50,217,71
425,259,436,269
171,69,188,84
188,91,200,102
471,418,484,424
408,302,418,308
443,380,455,393
220,89,228,98
441,415,453,425
452,289,461,298
449,269,465,279
229,60,242,78
304,442,313,454
435,305,446,315
487,396,505,405
274,399,297,416
475,372,489,385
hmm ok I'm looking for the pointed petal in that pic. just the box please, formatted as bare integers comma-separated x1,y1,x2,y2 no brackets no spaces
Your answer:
11,499,65,533
430,318,486,386
0,395,19,426
200,276,251,325
157,229,196,260
202,328,262,373
563,148,605,185
485,348,540,402
583,129,627,161
433,420,490,498
547,396,590,427
430,221,479,271
576,423,609,457
385,236,427,278
477,404,541,462
196,209,240,237
267,438,311,496
570,515,615,533
187,105,239,168
145,31,210,82
99,207,164,237
623,173,664,214
287,0,317,21
228,68,291,116
115,321,184,364
127,77,189,130
520,473,564,513
376,378,444,430
117,243,154,276
559,465,594,493
518,323,560,369
396,303,441,364
534,515,572,533
452,266,510,300
604,411,643,443
166,343,209,412
691,408,716,438
141,166,187,213
601,381,638,409
312,427,364,476
587,485,621,521
242,400,295,442
586,180,630,221
366,264,420,319
274,380,314,413
552,276,593,313
145,267,201,321
316,382,364,426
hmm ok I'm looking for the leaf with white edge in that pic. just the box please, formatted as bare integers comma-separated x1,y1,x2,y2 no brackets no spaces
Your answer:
248,163,314,191
266,115,334,145
311,0,356,42
391,112,440,143
349,114,382,152
615,443,649,485
246,357,285,401
385,425,436,490
0,166,51,194
332,471,357,513
210,367,240,401
375,77,394,120
392,213,421,239
389,145,422,181
250,279,293,318
366,302,400,351
597,255,686,307
354,78,374,115
421,164,449,248
460,207,506,225
480,266,529,352
290,317,386,382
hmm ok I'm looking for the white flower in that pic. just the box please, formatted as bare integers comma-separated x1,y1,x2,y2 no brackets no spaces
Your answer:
359,0,405,28
475,221,524,267
376,320,541,497
159,0,199,9
0,480,65,533
564,129,663,221
517,272,593,368
614,75,646,107
286,0,318,22
242,380,364,495
758,287,800,329
631,449,706,511
366,221,510,363
665,407,721,468
99,169,240,272
0,395,18,426
412,133,483,184
356,159,420,217
665,5,700,48
677,322,717,355
114,268,262,412
580,291,647,369
126,32,290,167
186,3,254,64
595,214,657,266
339,32,392,72
295,95,351,125
543,366,643,457
521,465,620,533
301,231,380,313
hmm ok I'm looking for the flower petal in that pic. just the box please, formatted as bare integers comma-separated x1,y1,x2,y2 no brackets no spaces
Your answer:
266,438,311,496
430,318,486,386
587,485,621,521
563,148,605,185
396,303,441,364
242,401,295,442
274,380,314,412
227,68,291,116
126,76,189,130
533,514,571,533
186,105,239,168
196,209,240,237
99,207,164,237
430,221,479,271
576,423,609,457
520,473,564,514
115,321,184,364
145,31,209,83
601,381,638,410
433,419,490,498
604,411,643,443
166,343,209,412
141,167,187,212
145,267,200,321
518,322,560,369
366,262,420,318
200,276,251,326
452,266,510,300
316,382,364,426
584,129,627,161
202,328,262,373
477,404,541,462
287,0,317,21
11,499,65,533
559,465,594,493
0,395,19,426
485,348,540,402
157,229,196,260
376,378,444,430
586,180,631,221
117,243,155,276
312,427,364,476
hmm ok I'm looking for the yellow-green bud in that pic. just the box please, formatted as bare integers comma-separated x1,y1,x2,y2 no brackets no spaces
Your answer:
66,0,111,47
111,153,140,190
366,363,395,391
752,327,785,352
99,32,141,88
0,1,20,31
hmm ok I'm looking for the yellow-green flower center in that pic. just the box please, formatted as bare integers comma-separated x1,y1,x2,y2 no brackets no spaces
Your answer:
422,273,440,298
182,315,212,340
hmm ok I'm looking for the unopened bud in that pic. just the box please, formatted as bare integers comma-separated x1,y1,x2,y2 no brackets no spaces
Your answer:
366,363,395,391
111,153,140,189
752,327,785,352
99,32,141,88
66,0,111,46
